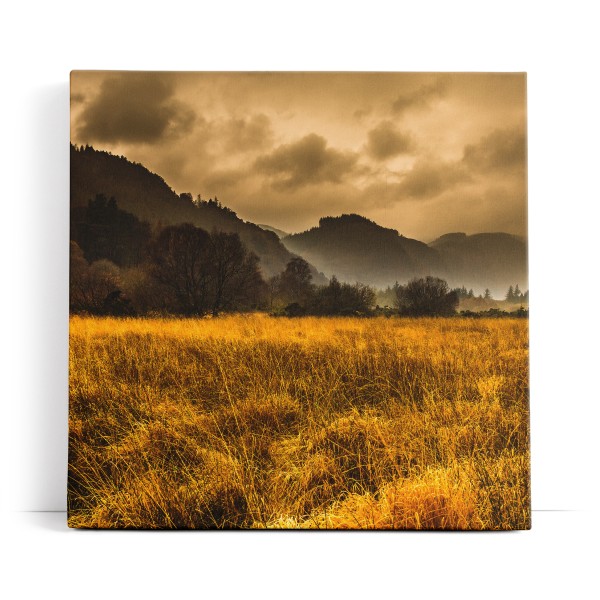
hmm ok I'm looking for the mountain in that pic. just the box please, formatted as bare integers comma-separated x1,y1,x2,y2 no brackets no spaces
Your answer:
70,146,526,296
283,214,527,297
283,214,443,288
429,232,527,298
70,145,325,282
257,224,289,239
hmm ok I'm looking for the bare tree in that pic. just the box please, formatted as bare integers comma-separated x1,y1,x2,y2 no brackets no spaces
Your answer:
149,224,212,314
209,231,264,314
278,257,314,307
148,224,264,315
70,241,121,312
395,276,458,316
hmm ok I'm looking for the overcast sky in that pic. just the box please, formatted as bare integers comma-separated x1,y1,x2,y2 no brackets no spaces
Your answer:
71,71,526,241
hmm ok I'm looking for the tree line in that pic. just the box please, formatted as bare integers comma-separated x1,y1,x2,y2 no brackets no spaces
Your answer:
71,197,264,316
70,195,525,318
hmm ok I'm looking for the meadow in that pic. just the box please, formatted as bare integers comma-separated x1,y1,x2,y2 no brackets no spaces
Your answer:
68,314,530,529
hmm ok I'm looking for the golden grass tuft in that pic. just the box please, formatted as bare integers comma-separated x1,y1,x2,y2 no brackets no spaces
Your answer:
69,315,530,529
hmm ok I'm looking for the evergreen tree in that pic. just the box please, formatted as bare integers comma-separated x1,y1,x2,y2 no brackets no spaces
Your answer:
514,284,522,300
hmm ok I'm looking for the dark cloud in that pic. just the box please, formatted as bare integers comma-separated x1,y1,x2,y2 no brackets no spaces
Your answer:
77,73,196,144
70,72,527,240
223,114,273,153
462,128,526,172
391,78,447,115
399,159,470,199
254,134,359,190
366,120,414,160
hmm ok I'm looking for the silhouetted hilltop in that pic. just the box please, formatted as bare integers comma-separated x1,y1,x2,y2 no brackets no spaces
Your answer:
429,232,527,298
70,146,526,295
70,144,324,281
283,215,527,296
283,214,442,287
257,224,289,239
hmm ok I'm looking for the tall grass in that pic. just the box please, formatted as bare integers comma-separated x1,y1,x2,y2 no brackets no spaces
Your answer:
68,314,530,529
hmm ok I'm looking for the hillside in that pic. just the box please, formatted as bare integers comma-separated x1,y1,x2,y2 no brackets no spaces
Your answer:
429,232,528,298
70,146,527,295
283,215,527,296
283,214,443,288
70,145,324,281
257,224,289,239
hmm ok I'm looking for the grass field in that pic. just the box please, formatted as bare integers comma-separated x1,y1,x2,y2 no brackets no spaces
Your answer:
68,314,530,529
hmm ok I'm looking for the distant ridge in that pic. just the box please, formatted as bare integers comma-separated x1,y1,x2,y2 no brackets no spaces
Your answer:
283,214,442,288
429,232,527,297
257,224,289,239
70,144,325,282
283,214,527,296
70,145,527,294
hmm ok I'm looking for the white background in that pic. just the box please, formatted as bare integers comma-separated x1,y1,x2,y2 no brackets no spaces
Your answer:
1,1,599,598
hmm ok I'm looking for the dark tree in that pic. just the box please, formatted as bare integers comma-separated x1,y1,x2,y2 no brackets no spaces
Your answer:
514,284,522,300
311,277,375,315
69,241,122,313
119,265,172,314
209,231,264,315
179,192,194,205
283,302,305,317
70,194,152,267
278,257,314,307
484,288,492,300
395,276,458,316
149,224,213,314
102,290,135,316
452,286,470,300
349,282,376,314
311,275,342,314
267,274,282,310
148,223,265,315
506,285,515,302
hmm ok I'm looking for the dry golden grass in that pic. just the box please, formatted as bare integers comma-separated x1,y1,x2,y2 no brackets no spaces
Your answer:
68,314,530,530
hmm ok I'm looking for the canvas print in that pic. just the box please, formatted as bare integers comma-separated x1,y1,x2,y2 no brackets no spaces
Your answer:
68,71,529,529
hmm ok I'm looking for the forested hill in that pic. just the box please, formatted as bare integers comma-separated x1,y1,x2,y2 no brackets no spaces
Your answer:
283,214,527,296
429,232,527,298
70,144,324,280
71,146,527,295
283,214,443,288
257,224,289,239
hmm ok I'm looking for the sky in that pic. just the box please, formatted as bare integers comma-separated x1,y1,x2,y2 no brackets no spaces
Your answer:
70,71,526,241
